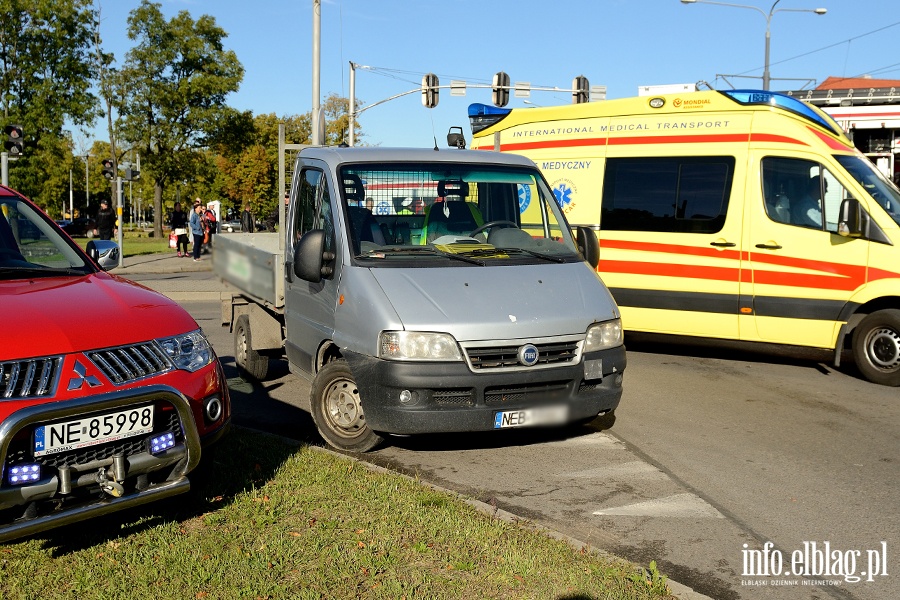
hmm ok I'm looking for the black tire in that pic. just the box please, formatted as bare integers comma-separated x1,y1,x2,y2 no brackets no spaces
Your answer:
234,314,268,380
851,309,900,386
310,359,383,452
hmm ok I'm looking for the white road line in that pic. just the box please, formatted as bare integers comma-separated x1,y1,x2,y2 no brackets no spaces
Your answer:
593,493,724,519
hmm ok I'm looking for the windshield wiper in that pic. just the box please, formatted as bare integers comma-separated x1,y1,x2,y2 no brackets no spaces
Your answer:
488,247,568,263
0,265,86,278
355,246,485,265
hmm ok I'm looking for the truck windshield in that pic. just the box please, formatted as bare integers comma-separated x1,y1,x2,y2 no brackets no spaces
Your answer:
340,162,582,264
0,195,90,276
835,155,900,226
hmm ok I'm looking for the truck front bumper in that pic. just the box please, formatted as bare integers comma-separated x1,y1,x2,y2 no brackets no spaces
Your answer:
345,345,625,435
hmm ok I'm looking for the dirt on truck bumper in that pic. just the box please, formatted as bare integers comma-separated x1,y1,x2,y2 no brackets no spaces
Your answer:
345,345,625,435
0,384,229,543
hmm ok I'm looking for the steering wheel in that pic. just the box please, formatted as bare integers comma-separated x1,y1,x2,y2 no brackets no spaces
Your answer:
469,220,518,238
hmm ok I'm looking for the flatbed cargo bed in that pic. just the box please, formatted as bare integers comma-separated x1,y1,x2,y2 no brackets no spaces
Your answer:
212,232,284,308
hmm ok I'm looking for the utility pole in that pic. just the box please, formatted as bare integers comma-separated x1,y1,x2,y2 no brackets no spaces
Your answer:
311,0,322,146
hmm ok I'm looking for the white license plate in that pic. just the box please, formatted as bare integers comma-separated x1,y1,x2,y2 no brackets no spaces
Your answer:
34,406,154,457
493,405,569,429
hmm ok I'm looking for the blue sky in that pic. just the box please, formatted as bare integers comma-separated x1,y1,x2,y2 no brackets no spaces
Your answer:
92,0,900,148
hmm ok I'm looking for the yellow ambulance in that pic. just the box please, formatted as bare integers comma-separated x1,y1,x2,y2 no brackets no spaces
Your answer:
468,89,900,386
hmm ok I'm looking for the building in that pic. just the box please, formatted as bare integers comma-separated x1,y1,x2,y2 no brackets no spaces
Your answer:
786,76,900,182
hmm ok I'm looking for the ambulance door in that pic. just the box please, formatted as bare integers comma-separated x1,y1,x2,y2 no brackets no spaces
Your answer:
599,156,743,339
746,154,869,347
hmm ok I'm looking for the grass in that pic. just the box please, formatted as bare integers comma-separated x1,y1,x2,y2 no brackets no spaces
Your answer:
0,428,675,600
72,230,171,257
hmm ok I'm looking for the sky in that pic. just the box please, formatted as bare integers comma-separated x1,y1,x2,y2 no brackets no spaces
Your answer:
90,0,900,149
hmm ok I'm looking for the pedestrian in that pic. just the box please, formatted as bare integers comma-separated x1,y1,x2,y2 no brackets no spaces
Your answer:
190,202,205,261
96,199,116,241
241,203,254,233
203,203,217,253
170,201,189,257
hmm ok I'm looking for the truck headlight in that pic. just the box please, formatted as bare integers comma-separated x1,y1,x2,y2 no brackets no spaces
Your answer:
584,319,622,352
157,330,214,372
379,331,462,361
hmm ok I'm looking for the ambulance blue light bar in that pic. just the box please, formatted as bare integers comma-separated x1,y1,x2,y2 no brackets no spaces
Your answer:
722,90,845,138
468,103,512,134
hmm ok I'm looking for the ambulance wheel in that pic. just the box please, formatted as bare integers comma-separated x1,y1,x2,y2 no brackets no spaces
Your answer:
310,359,383,452
234,315,268,380
851,309,900,386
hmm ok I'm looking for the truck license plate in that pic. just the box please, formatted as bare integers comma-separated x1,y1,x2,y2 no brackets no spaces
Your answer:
493,405,568,429
34,406,154,457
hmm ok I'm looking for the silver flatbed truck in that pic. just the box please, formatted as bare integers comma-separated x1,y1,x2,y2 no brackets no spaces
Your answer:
215,145,626,451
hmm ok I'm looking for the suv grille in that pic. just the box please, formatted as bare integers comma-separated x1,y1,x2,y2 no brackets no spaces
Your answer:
0,357,62,399
87,343,172,385
463,337,582,372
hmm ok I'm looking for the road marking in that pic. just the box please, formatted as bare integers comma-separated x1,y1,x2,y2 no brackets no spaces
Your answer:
558,461,668,480
552,432,626,449
593,493,724,519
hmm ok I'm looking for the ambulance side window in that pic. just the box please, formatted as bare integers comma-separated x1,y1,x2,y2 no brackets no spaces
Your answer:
600,157,733,233
761,157,847,233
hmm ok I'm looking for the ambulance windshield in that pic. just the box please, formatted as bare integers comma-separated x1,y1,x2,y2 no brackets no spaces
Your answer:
835,154,900,226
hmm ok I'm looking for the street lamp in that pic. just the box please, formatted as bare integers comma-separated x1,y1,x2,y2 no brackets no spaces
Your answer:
680,0,826,91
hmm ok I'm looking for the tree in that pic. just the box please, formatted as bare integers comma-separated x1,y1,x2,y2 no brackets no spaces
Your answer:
0,0,98,206
116,0,243,238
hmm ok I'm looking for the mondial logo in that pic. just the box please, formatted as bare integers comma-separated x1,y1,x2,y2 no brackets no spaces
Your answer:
518,344,540,367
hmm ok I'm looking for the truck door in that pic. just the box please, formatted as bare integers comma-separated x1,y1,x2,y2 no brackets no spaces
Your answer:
284,163,340,374
598,156,743,339
746,154,869,347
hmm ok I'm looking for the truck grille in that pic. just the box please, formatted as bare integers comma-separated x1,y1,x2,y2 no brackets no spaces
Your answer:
87,343,172,385
462,337,582,372
0,357,62,399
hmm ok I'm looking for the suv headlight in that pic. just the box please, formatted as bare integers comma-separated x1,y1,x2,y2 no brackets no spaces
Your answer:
379,331,462,361
157,330,214,372
584,319,622,352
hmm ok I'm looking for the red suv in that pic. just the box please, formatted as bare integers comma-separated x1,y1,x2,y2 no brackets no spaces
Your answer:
0,185,230,542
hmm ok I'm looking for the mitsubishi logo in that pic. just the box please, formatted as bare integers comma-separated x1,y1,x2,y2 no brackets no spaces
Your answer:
67,360,103,391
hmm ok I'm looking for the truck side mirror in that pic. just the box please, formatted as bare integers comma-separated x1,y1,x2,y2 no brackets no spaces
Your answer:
85,239,120,271
293,229,328,282
576,226,600,269
837,198,863,238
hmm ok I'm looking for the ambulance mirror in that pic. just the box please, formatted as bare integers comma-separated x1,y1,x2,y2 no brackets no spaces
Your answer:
838,198,863,238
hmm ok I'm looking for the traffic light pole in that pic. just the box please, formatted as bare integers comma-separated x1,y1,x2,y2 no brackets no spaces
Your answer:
1,152,7,187
116,176,124,268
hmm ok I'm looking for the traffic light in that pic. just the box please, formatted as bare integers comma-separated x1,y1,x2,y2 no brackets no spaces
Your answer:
492,72,510,108
422,73,439,109
573,75,590,104
124,166,140,181
3,125,23,157
101,159,115,180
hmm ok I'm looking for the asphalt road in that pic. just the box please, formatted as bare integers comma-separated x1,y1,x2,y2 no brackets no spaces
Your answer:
179,297,898,600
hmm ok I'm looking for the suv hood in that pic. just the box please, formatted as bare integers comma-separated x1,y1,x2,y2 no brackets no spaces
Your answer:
0,273,198,361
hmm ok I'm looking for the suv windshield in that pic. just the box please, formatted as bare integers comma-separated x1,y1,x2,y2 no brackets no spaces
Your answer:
340,162,581,265
835,154,900,226
0,194,90,277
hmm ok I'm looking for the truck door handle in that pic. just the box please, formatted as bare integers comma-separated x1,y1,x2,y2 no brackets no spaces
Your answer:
709,241,736,247
755,243,783,250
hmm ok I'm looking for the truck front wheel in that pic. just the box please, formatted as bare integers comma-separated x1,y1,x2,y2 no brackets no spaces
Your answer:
852,309,900,386
310,359,383,452
234,315,268,380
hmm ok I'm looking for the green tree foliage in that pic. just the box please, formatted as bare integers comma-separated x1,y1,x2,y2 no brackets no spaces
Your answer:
0,0,98,206
116,0,243,237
